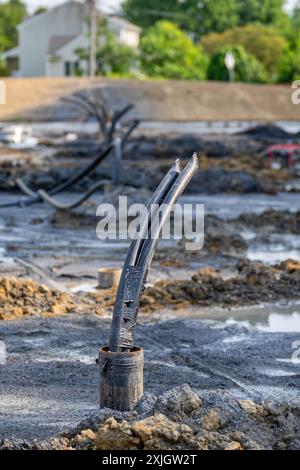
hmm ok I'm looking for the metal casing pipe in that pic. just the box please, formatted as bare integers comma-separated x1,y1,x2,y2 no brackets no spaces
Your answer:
99,346,144,411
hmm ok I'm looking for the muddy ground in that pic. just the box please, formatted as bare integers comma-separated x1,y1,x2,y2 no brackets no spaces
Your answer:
0,313,299,450
0,123,299,450
0,124,298,195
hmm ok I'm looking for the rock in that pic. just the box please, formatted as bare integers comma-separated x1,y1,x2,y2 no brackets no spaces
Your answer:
225,441,243,450
201,408,223,431
155,384,202,419
95,418,140,450
48,437,73,450
238,400,268,420
0,276,75,320
132,414,193,450
280,260,300,274
95,413,193,450
49,304,67,315
71,429,96,450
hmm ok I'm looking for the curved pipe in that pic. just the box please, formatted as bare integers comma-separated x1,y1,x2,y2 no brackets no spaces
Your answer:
138,154,199,268
37,179,109,210
0,120,139,209
127,159,181,268
36,120,140,210
15,178,39,198
0,143,113,209
107,105,135,144
109,154,199,352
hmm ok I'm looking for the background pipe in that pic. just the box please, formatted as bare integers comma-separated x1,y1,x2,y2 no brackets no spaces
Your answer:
0,120,139,209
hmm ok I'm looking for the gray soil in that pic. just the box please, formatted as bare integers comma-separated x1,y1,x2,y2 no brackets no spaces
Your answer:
0,123,299,449
0,307,299,443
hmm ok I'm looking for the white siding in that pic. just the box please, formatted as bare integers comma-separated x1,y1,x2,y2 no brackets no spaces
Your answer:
120,29,139,48
19,1,84,77
45,58,64,77
4,1,141,77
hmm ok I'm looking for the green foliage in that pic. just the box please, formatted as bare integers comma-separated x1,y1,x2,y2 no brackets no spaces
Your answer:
277,45,300,82
122,0,290,38
292,4,300,29
77,19,138,76
236,0,287,26
123,0,239,38
0,0,26,52
34,7,47,16
202,24,288,76
207,45,267,83
140,20,208,79
0,58,9,76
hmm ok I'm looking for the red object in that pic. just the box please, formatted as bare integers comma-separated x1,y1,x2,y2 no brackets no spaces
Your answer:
268,144,300,167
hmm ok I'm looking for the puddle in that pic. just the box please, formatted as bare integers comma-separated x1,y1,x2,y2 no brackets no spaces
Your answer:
181,192,300,219
141,120,300,135
258,367,297,377
223,334,248,343
248,249,300,263
257,312,300,333
69,282,98,293
248,235,300,263
224,311,300,333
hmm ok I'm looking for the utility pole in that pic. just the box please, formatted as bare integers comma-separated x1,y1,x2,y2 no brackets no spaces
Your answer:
89,0,98,78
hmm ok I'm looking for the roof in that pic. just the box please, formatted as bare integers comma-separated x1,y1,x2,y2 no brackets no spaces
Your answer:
18,1,80,29
17,1,141,34
2,47,20,59
107,15,142,33
48,35,77,55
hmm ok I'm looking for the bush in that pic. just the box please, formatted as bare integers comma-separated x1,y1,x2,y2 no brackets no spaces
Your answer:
277,47,300,82
76,18,138,76
0,59,8,76
202,24,288,77
140,20,208,80
207,45,267,83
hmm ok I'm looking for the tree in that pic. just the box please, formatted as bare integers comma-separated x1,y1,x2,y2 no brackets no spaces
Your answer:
202,24,288,77
0,58,9,76
277,44,300,82
236,0,287,26
122,0,239,38
34,7,47,16
76,19,138,76
0,0,27,52
207,45,267,83
292,3,300,44
122,0,292,38
140,20,208,80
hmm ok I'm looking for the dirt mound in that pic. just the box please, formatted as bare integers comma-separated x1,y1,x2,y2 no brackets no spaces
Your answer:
237,209,300,233
63,384,300,451
4,384,298,450
140,260,300,311
239,124,293,141
0,277,75,320
1,78,299,122
1,258,299,321
88,259,300,313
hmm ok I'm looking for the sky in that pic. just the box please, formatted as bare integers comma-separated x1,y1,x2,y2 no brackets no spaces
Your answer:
0,0,298,15
22,0,122,14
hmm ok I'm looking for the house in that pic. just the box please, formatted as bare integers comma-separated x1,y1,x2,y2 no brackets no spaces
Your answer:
2,0,141,77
